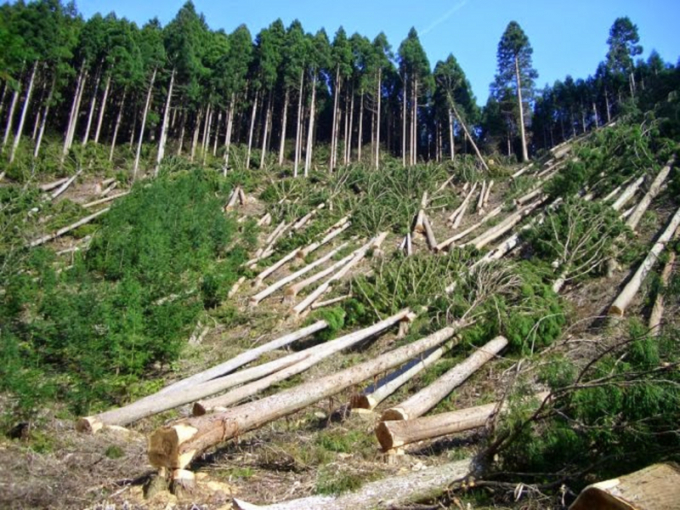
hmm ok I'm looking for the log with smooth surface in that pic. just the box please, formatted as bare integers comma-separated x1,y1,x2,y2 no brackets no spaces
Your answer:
609,207,680,317
285,251,356,299
449,182,478,227
465,199,545,250
376,392,549,451
648,238,677,336
437,206,503,252
28,207,110,248
147,322,466,470
381,336,508,421
626,158,674,231
612,176,645,211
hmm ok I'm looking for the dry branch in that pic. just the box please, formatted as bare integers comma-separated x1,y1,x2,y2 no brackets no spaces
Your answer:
147,319,468,471
381,336,508,421
609,207,680,317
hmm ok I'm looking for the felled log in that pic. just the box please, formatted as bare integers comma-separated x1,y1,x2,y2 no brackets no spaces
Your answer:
422,214,437,251
100,181,118,197
465,199,545,250
483,180,494,209
437,206,503,252
285,251,356,300
225,186,243,211
311,293,352,310
648,240,677,336
570,463,680,510
193,310,415,415
609,206,680,317
39,177,69,192
376,392,549,451
413,210,426,234
436,174,456,193
83,191,129,208
232,458,471,510
350,341,456,411
511,164,533,179
293,233,387,315
76,321,329,433
449,182,478,227
228,276,247,298
50,169,82,200
147,321,467,471
476,180,487,214
28,207,110,248
298,221,350,258
381,336,508,421
257,213,272,227
627,158,674,231
292,203,325,231
612,176,645,211
253,248,301,287
250,243,349,305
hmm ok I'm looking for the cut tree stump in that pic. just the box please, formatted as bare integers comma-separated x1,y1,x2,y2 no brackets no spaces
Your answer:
376,392,549,451
192,309,415,415
76,321,328,433
147,321,468,470
381,336,508,421
233,458,471,510
350,340,456,411
609,207,680,317
570,463,680,510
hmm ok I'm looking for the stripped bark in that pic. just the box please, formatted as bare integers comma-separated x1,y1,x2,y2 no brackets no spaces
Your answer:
626,158,674,231
39,177,68,192
609,207,680,317
449,182,478,227
147,321,467,470
50,169,82,200
477,181,487,214
649,248,677,336
437,206,503,252
465,199,545,250
422,214,437,251
381,336,508,421
612,175,645,211
298,221,350,258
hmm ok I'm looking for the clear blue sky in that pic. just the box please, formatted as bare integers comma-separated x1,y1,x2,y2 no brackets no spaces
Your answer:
77,0,680,105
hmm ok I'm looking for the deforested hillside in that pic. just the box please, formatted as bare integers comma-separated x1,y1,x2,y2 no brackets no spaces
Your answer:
1,2,680,509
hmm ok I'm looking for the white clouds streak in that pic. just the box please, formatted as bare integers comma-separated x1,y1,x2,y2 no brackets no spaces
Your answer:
421,0,470,35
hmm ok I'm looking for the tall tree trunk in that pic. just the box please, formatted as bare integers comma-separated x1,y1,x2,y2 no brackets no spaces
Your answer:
260,93,272,169
202,106,213,165
401,72,407,166
592,102,599,129
34,74,56,159
278,88,289,166
514,56,529,162
304,74,317,177
176,109,186,156
190,109,203,162
82,67,101,146
2,82,20,151
62,69,87,162
246,91,259,169
345,85,355,164
223,94,235,175
329,67,340,171
108,89,126,162
134,67,157,179
9,61,38,163
411,78,418,166
93,73,111,144
155,67,175,177
448,109,455,160
293,70,304,177
61,65,84,157
604,90,612,124
212,110,221,156
0,80,8,120
357,93,364,163
375,68,382,169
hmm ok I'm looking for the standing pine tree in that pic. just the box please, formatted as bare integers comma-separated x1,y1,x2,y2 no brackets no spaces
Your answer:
492,21,537,162
606,17,643,98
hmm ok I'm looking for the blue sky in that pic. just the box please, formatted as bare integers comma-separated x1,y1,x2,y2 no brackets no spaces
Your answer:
77,0,680,105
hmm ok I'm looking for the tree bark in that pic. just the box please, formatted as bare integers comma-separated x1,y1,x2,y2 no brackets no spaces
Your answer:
514,56,529,162
381,336,508,421
82,68,101,146
62,65,86,160
259,94,272,169
93,74,111,144
357,92,364,162
109,90,126,162
2,80,20,151
294,71,304,177
194,310,414,415
155,67,175,177
190,108,203,162
147,320,472,471
278,88,290,166
375,68,382,169
376,392,549,451
233,459,471,510
304,75,317,177
626,159,674,231
9,61,38,163
246,91,259,169
609,207,680,317
329,68,341,171
223,95,235,175
134,67,157,179
351,340,456,411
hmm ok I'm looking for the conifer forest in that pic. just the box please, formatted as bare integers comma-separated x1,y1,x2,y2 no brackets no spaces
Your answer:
1,1,680,508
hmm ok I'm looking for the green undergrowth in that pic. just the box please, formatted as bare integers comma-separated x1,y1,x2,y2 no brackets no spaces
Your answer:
0,169,252,418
